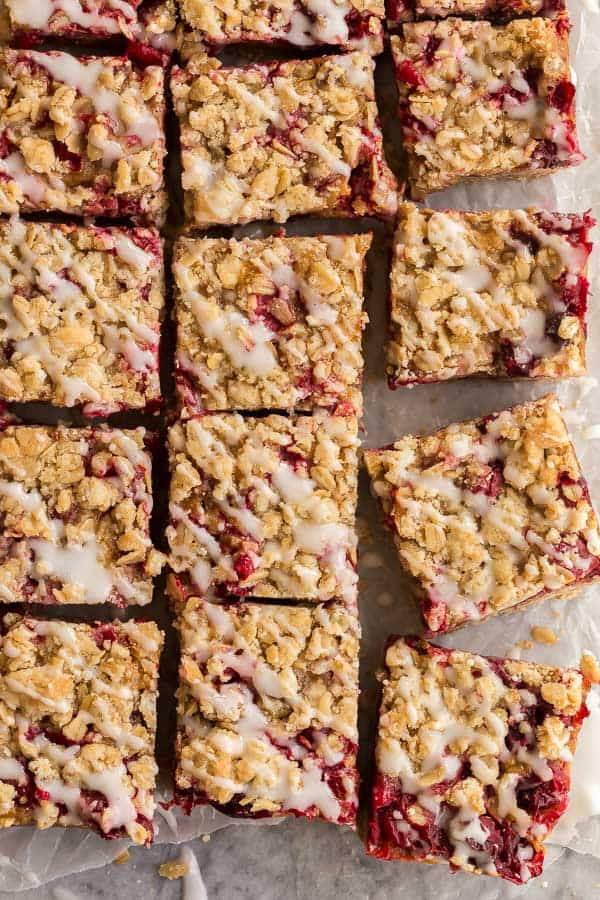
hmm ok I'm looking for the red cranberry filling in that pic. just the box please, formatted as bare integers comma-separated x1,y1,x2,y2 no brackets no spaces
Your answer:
424,36,441,65
233,553,255,581
467,461,503,500
396,60,424,89
548,80,575,114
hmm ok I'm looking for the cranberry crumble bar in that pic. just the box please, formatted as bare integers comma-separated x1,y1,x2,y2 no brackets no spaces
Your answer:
173,233,370,416
174,596,359,824
170,52,398,227
0,50,167,220
367,636,590,883
0,425,165,606
0,614,163,844
387,0,564,26
364,394,600,633
0,218,164,415
167,412,359,602
2,0,176,44
177,0,384,54
387,204,594,386
391,17,582,199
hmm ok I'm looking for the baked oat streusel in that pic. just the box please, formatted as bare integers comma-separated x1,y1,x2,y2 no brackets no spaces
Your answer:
170,51,398,227
364,394,600,633
175,596,360,824
387,204,594,386
177,0,385,54
167,412,359,601
387,0,564,26
173,233,370,415
2,0,177,43
0,50,167,220
391,17,582,199
0,425,165,605
0,218,165,414
0,615,163,844
367,636,590,883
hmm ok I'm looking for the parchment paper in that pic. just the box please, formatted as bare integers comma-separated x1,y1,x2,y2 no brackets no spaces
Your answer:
1,0,600,891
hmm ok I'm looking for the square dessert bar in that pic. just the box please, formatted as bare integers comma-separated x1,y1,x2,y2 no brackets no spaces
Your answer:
0,218,165,415
387,0,564,26
174,596,360,824
173,233,370,416
177,0,384,54
170,52,398,228
3,0,176,43
0,425,165,606
387,204,594,386
167,412,359,602
364,394,600,633
0,614,163,845
367,637,590,882
391,17,582,199
0,50,167,221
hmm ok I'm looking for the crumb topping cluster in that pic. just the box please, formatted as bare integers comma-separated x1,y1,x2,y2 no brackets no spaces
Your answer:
170,51,397,227
175,596,359,824
387,204,593,386
368,636,589,883
0,50,167,220
0,425,165,606
392,17,582,198
0,614,163,845
174,233,370,416
178,0,385,54
0,217,164,414
4,0,176,41
365,395,600,633
167,413,359,602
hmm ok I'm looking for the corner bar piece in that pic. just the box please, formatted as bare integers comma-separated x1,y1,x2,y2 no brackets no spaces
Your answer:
364,394,600,633
167,412,359,602
391,17,582,199
0,425,165,605
387,204,594,386
0,615,163,845
170,51,397,227
367,636,590,883
173,233,370,415
175,596,359,825
0,50,167,221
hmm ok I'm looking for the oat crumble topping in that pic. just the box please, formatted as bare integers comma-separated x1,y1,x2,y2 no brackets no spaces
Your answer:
167,412,359,602
170,51,397,227
175,596,359,824
0,218,164,414
392,17,582,199
173,233,370,415
365,394,600,633
0,614,163,845
0,425,165,606
0,50,167,220
387,204,593,386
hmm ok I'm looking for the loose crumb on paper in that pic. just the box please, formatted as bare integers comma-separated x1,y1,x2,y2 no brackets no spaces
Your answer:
580,651,600,684
114,850,130,865
531,626,558,645
159,860,190,880
159,846,208,900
